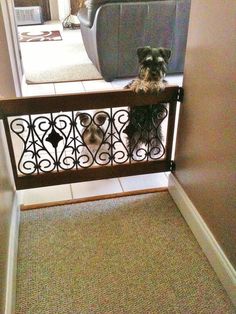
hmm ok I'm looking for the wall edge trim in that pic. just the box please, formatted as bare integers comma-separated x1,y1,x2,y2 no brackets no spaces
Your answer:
5,192,20,314
168,173,236,307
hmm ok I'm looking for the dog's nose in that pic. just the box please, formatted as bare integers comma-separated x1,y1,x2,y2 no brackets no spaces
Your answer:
151,69,157,75
89,136,96,144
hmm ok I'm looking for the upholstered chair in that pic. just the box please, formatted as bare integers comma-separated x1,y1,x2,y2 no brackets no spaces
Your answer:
78,0,191,81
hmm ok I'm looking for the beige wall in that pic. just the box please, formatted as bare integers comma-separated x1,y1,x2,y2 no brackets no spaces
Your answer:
0,121,15,313
175,1,236,268
0,2,21,98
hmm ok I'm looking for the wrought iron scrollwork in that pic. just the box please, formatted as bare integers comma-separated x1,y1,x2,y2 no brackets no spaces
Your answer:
9,104,169,176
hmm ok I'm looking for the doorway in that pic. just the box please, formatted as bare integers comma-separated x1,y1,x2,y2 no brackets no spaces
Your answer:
8,0,108,95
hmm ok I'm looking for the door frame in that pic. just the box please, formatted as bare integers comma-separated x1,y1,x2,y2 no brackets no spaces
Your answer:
1,0,23,97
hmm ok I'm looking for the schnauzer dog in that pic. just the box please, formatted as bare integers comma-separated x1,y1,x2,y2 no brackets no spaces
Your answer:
77,111,110,164
126,46,171,93
124,46,171,159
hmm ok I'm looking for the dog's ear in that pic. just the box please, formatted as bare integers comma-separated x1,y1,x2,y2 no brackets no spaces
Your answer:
159,48,172,63
77,112,90,125
95,112,108,126
137,46,152,63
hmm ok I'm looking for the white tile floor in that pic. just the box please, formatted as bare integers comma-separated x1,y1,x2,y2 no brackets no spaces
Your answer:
71,178,123,199
54,81,84,94
21,174,169,206
119,173,168,192
19,25,182,206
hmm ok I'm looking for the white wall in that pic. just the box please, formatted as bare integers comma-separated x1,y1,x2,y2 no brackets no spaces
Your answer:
49,0,71,21
49,0,59,20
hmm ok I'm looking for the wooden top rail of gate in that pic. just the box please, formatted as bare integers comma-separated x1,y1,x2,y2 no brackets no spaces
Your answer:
0,87,183,117
0,87,183,190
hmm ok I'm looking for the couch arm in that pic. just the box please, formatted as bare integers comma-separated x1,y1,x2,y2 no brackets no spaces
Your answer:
78,8,91,27
81,0,108,27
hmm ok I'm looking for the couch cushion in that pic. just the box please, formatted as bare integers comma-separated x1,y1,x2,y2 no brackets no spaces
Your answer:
84,0,167,27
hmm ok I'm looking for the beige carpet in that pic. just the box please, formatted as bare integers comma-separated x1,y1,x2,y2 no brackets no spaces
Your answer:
16,192,235,313
20,28,102,84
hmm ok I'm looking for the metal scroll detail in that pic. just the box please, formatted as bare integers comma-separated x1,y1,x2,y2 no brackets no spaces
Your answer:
9,104,169,176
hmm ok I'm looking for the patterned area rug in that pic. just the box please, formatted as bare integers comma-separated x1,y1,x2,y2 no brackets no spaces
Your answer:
19,29,102,83
16,192,235,313
19,30,62,42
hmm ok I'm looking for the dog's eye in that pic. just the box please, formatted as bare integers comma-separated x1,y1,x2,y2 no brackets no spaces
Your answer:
144,60,152,66
95,113,107,125
156,57,165,65
79,115,90,126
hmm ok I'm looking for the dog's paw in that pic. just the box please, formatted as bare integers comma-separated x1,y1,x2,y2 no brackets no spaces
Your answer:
125,79,138,89
134,86,148,94
129,79,150,93
158,81,167,91
150,81,167,93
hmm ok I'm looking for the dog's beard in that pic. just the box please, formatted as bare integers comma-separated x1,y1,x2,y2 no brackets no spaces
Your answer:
82,126,104,151
126,63,167,93
139,65,166,82
140,67,152,81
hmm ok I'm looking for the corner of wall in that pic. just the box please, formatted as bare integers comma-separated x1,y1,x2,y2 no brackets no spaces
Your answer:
168,173,236,307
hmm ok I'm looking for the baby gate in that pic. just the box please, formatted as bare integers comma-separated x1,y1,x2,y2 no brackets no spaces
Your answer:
0,87,183,190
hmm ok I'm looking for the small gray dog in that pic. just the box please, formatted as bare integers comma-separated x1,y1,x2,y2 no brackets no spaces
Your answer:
124,46,171,159
78,111,107,149
77,111,110,164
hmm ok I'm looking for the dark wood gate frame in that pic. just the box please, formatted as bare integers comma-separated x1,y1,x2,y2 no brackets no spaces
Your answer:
0,87,183,190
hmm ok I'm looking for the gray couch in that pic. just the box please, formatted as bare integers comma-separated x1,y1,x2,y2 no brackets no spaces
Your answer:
78,0,191,81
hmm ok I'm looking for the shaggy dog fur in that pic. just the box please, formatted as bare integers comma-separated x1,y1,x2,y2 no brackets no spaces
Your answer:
124,46,171,158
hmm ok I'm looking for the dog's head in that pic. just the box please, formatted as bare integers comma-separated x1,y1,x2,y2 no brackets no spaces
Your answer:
137,46,171,81
78,111,108,147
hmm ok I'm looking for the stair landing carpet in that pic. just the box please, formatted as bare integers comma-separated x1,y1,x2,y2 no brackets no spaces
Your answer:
16,192,235,313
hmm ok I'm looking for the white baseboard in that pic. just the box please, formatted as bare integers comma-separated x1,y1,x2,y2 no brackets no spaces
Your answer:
168,173,236,307
5,192,20,314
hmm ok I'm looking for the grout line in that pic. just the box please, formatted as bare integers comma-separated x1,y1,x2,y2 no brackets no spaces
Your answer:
53,83,56,95
164,171,170,180
81,81,86,92
117,177,124,192
69,184,74,199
